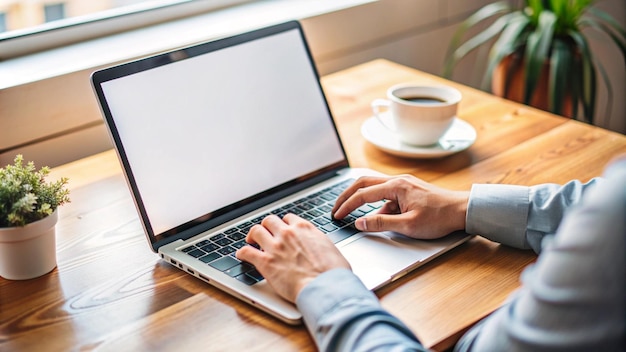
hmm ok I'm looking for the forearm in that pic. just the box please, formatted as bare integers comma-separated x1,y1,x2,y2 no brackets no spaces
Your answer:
296,269,426,352
456,163,626,351
466,178,600,253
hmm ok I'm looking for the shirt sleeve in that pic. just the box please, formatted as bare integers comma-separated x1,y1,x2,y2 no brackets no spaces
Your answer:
296,268,426,352
466,178,601,253
455,159,626,351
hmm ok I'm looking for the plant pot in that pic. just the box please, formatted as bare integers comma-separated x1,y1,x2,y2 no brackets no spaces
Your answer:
0,210,58,280
492,53,574,118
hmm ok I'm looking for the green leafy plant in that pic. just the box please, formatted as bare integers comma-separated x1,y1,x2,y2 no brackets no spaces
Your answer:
0,155,70,227
444,0,626,123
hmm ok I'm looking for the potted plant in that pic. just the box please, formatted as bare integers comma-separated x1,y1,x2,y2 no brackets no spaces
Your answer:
443,0,625,124
0,155,70,280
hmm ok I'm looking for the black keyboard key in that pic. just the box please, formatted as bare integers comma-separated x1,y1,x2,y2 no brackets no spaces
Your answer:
225,262,254,277
228,231,246,241
181,246,195,253
251,215,265,223
247,269,264,281
300,213,315,221
350,209,367,217
200,243,219,252
196,240,211,247
237,221,252,229
319,204,333,212
320,223,338,233
236,273,259,285
187,249,205,258
199,252,221,263
358,204,375,213
231,240,247,249
297,203,315,211
307,209,324,217
209,256,240,271
344,215,358,223
240,224,254,233
329,189,343,196
290,207,304,215
313,217,331,226
320,193,336,201
218,246,236,256
210,233,225,241
308,198,325,206
327,226,359,243
214,237,233,247
331,218,350,227
224,228,239,235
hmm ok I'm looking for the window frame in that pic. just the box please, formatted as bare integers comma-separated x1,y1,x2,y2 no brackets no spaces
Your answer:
0,0,253,59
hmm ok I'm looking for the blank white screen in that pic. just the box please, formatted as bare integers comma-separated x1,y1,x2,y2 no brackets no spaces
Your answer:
101,29,344,235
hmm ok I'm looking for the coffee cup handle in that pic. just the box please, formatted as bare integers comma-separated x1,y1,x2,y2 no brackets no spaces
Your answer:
371,99,395,131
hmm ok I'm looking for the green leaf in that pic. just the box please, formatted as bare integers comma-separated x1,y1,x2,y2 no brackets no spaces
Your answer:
569,30,597,123
0,155,70,227
526,0,545,24
549,0,567,25
570,56,580,119
443,1,512,77
594,58,614,125
481,13,531,90
579,17,626,61
523,10,557,104
587,7,626,40
548,38,571,115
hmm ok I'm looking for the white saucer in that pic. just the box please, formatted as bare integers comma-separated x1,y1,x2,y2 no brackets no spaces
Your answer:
361,114,476,159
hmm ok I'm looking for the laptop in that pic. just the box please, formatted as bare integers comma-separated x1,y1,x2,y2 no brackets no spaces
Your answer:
91,20,470,325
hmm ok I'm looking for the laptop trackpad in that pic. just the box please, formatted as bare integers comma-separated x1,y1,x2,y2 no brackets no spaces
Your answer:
339,232,449,290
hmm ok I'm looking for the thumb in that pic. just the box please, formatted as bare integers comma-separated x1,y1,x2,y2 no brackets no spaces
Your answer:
354,214,410,234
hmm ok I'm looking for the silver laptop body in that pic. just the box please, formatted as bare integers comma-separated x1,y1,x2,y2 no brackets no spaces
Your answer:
91,21,470,325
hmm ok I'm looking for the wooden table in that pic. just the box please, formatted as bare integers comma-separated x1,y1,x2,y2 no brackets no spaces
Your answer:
2,59,625,351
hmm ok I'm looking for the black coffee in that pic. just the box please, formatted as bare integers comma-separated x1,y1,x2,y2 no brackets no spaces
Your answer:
400,96,446,104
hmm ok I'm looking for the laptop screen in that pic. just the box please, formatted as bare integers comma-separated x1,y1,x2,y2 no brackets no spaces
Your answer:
94,22,346,243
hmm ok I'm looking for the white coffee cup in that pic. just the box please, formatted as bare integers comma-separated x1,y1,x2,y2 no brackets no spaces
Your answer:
371,84,462,146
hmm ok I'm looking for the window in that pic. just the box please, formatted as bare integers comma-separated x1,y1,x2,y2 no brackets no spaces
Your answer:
44,3,66,23
0,0,253,59
0,12,6,33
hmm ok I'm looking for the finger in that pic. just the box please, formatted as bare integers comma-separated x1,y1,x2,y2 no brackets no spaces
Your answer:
246,223,274,249
377,201,400,215
354,212,414,236
332,176,386,215
236,244,264,266
259,214,291,235
281,212,305,225
333,182,397,219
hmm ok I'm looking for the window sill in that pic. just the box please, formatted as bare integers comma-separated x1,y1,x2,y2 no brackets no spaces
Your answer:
0,0,374,90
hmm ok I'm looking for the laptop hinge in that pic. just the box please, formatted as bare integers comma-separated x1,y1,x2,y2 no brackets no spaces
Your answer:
152,166,347,250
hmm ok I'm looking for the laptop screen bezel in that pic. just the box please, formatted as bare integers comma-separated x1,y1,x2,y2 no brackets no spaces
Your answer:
91,21,349,251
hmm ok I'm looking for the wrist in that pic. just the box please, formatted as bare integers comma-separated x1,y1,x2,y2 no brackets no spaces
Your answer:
450,190,470,231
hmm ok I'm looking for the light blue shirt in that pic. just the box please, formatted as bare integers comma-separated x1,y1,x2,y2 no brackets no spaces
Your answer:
296,159,626,351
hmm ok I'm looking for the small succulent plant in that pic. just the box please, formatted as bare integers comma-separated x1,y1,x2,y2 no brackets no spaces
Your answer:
0,155,70,227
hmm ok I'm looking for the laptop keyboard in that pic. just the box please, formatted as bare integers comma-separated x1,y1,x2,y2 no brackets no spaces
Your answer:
178,179,384,286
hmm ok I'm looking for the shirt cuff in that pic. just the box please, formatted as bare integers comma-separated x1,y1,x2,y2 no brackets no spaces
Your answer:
466,184,530,249
296,268,380,337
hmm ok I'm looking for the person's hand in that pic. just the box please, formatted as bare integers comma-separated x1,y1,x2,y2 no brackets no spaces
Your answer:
332,175,469,239
236,214,351,303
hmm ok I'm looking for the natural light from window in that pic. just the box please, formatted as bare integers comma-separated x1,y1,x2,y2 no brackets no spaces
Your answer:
0,0,194,35
0,0,251,58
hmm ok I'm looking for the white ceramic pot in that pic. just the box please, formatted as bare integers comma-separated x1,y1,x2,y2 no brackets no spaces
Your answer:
0,210,58,280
